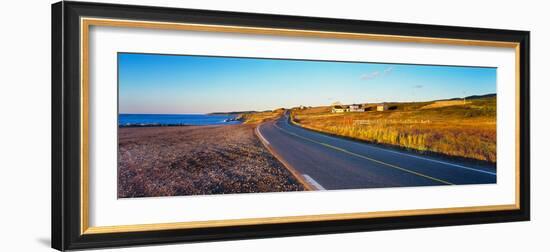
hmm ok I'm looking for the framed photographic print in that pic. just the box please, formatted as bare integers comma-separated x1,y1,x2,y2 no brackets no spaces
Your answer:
52,1,530,250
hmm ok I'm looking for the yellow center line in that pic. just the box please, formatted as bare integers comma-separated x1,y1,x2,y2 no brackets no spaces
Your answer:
272,122,454,185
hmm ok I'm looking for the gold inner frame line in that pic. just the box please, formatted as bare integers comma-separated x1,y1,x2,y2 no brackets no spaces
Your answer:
80,17,521,235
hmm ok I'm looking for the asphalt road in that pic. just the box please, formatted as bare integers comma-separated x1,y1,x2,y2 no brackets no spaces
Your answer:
256,113,497,190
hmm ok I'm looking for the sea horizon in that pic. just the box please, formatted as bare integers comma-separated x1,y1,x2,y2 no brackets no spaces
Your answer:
118,113,242,127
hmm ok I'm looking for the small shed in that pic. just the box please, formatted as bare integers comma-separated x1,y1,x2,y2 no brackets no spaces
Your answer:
376,103,388,111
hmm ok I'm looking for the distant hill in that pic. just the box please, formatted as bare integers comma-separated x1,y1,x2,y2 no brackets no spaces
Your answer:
208,111,256,115
209,108,286,115
441,93,496,101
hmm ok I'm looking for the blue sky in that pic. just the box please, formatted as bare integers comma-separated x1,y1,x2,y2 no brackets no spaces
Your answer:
118,53,496,114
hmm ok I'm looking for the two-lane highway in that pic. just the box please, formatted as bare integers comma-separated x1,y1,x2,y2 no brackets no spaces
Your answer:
256,113,496,190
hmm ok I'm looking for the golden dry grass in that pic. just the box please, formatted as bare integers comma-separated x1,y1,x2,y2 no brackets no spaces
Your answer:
421,100,471,109
241,109,285,124
292,97,496,163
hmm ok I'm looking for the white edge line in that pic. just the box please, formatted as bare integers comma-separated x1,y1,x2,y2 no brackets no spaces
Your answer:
256,125,270,145
376,147,498,176
285,119,497,176
303,174,326,190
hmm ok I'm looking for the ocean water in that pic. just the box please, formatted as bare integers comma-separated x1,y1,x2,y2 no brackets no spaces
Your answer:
118,114,241,127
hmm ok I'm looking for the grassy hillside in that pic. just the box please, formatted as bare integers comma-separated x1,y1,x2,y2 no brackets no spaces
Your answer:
292,96,496,163
241,109,285,124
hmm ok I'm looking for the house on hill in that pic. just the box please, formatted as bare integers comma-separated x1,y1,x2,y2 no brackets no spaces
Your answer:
377,103,388,111
331,105,348,113
332,104,367,113
349,104,365,112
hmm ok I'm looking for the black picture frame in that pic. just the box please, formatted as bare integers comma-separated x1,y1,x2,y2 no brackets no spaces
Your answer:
52,1,530,251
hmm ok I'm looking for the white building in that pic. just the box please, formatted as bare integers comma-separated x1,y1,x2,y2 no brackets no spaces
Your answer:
349,104,365,112
331,105,348,113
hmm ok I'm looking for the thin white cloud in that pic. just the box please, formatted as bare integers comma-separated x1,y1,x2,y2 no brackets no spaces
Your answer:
361,71,381,80
360,66,394,81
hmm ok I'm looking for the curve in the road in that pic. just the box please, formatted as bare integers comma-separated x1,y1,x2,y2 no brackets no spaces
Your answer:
272,122,454,185
256,114,496,191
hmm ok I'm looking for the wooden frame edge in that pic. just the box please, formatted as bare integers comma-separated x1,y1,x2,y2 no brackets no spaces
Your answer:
83,17,520,48
83,204,518,234
78,17,524,236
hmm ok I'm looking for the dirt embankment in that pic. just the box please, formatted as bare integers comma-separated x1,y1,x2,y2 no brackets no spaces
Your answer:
118,124,305,198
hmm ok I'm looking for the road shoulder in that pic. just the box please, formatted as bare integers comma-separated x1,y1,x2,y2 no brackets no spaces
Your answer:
255,123,315,191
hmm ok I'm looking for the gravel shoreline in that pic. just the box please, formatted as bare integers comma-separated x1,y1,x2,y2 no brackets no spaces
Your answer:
118,124,305,198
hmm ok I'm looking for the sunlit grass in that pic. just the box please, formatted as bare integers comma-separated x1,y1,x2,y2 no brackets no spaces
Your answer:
292,97,496,163
242,109,285,124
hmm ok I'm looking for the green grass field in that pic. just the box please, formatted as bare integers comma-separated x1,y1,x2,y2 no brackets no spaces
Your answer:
292,96,496,163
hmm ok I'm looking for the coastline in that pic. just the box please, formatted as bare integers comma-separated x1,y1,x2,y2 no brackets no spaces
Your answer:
119,123,191,128
118,113,243,128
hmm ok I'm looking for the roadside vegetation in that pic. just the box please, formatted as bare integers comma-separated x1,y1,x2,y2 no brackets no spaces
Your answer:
241,108,285,124
292,96,496,163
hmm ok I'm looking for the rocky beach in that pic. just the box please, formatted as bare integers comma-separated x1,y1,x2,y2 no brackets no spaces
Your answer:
118,123,305,198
